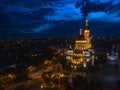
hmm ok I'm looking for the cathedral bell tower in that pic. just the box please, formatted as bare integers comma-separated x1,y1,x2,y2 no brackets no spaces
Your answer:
84,17,90,39
84,17,91,49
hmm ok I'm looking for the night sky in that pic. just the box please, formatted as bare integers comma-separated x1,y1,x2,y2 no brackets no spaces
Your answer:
0,0,120,39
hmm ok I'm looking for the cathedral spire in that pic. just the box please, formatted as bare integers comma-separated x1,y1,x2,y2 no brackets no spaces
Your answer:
85,16,88,27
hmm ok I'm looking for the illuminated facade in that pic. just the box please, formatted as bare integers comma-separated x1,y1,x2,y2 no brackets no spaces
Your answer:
66,17,94,69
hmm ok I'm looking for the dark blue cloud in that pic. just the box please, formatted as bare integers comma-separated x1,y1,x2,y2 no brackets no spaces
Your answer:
76,0,119,17
0,0,120,39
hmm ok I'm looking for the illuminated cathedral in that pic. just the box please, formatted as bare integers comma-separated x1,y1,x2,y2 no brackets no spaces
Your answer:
66,17,94,69
75,17,91,50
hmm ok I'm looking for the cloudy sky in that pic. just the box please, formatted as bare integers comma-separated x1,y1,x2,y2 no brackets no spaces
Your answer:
0,0,120,39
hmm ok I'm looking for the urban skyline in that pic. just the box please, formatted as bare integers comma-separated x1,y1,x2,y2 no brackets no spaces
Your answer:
0,1,120,89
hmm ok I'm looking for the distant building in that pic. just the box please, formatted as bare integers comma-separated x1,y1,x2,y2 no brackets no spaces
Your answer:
107,46,118,65
66,17,94,69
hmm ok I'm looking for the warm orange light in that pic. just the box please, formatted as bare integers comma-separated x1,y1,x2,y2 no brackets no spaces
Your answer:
92,55,95,60
76,40,87,43
84,30,89,33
